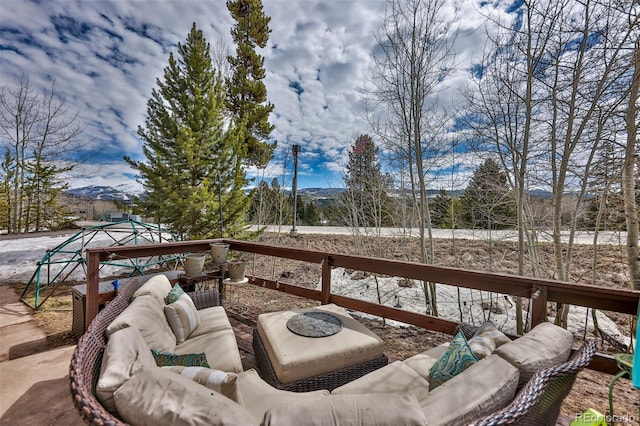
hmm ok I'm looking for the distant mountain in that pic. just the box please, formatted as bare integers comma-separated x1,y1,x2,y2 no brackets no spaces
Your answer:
64,185,142,203
64,185,552,205
297,188,344,198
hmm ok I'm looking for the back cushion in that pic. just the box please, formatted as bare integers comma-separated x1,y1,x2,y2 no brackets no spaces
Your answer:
106,294,177,352
132,274,173,303
114,367,258,426
96,327,157,413
418,355,519,425
262,393,426,426
494,322,573,387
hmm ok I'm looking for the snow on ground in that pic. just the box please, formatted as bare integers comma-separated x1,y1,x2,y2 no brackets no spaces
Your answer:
327,268,631,347
0,227,174,285
0,231,630,346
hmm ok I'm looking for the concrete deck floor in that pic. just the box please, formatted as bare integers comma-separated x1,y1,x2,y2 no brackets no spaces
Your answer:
0,286,83,426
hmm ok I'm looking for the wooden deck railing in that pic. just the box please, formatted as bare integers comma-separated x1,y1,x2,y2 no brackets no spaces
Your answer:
85,238,639,375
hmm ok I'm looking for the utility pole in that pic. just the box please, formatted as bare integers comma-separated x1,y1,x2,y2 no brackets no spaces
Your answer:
290,144,300,236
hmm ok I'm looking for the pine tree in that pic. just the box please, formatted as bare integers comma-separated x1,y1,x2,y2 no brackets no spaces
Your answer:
460,159,516,230
25,158,71,231
0,149,15,231
249,178,293,225
303,201,321,225
126,23,249,240
341,135,394,228
226,0,275,168
431,189,454,229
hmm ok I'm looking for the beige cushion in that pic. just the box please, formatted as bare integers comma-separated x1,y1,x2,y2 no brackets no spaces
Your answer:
257,304,385,383
162,366,241,403
176,326,243,373
332,361,430,400
261,393,426,426
96,327,156,413
132,274,173,303
402,351,441,381
422,343,449,359
106,294,177,352
494,322,573,386
237,369,330,421
418,355,519,426
113,367,258,426
189,306,234,338
164,293,200,343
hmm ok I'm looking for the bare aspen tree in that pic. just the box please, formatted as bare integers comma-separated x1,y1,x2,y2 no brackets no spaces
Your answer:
466,0,637,330
0,75,83,233
541,0,635,281
623,21,639,291
463,10,552,333
526,0,637,326
366,0,457,316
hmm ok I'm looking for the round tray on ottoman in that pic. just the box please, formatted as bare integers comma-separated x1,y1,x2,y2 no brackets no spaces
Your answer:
286,311,343,337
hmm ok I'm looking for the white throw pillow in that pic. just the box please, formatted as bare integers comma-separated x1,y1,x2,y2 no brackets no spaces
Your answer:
162,366,242,403
467,333,497,359
164,293,200,343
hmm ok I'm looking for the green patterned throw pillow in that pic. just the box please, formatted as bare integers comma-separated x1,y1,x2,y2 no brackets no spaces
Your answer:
428,332,478,391
151,349,210,368
165,283,185,304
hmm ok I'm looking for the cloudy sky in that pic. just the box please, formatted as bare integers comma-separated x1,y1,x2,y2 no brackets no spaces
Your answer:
1,0,499,191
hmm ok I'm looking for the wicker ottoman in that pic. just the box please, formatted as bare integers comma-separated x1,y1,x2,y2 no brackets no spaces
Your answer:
253,304,388,392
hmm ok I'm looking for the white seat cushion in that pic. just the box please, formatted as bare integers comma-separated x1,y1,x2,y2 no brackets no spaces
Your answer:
257,304,384,383
189,306,233,337
176,326,243,373
237,369,330,421
402,351,441,382
332,361,430,400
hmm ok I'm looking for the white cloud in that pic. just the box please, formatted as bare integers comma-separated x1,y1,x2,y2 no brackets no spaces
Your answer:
1,0,495,191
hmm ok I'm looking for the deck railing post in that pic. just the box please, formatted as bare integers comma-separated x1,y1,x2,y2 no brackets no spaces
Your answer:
85,250,101,329
529,285,548,328
321,255,332,304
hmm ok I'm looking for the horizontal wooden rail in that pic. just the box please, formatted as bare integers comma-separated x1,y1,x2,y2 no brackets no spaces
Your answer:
247,276,322,301
84,238,640,376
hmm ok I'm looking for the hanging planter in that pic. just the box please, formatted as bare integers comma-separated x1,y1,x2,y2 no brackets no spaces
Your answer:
210,243,230,264
184,253,206,278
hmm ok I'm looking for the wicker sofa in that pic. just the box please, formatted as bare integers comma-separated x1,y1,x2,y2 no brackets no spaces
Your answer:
70,273,595,425
329,321,595,425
